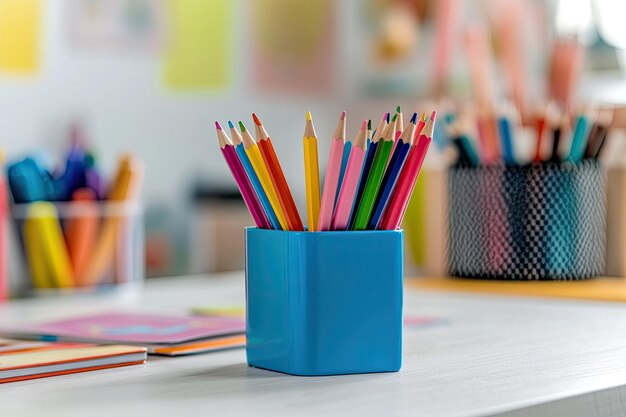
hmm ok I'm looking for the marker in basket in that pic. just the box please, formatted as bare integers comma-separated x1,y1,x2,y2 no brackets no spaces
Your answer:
229,121,281,230
216,122,270,229
352,117,395,230
239,121,288,230
332,120,368,230
253,114,304,231
550,116,565,163
368,113,418,229
379,112,435,230
66,188,99,284
302,112,321,231
317,112,346,231
350,113,389,229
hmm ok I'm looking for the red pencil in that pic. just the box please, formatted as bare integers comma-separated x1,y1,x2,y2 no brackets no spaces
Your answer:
379,112,435,230
216,122,271,229
252,113,304,231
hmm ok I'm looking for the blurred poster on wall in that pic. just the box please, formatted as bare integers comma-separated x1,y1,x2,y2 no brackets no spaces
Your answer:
0,0,41,74
250,0,335,95
67,0,168,52
163,0,232,90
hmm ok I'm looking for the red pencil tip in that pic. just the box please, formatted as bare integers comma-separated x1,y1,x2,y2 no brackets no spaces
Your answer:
360,119,368,131
430,111,437,121
341,111,346,120
252,113,262,126
215,121,222,130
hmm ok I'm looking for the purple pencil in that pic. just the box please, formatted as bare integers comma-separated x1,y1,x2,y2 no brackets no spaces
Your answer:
216,122,271,229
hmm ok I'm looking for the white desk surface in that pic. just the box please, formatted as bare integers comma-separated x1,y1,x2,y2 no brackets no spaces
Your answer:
2,273,626,417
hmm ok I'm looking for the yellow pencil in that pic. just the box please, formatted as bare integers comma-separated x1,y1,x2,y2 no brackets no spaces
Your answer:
303,111,321,231
23,216,51,289
238,121,288,230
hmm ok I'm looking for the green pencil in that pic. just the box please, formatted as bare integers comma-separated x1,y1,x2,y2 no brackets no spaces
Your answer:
352,119,395,230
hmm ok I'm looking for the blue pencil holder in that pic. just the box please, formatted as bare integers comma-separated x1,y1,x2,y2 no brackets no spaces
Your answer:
245,227,403,376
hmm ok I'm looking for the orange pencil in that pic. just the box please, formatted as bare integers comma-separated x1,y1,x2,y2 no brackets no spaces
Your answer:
83,155,143,286
65,188,99,285
252,113,304,231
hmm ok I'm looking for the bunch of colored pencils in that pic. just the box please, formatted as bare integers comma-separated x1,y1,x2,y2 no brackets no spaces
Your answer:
442,106,613,167
215,108,436,231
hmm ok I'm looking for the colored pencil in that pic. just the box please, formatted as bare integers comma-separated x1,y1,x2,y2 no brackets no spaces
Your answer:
352,116,395,230
229,121,281,230
368,113,418,229
83,154,143,286
332,120,368,231
335,129,352,205
239,121,289,230
216,123,271,229
252,114,304,231
379,112,436,230
567,113,590,163
389,106,403,163
350,113,389,229
0,150,6,299
550,116,566,162
303,112,321,231
498,115,516,165
317,112,346,231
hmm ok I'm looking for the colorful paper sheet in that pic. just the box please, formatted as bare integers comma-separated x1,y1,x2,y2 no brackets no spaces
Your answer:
0,0,41,74
163,0,231,89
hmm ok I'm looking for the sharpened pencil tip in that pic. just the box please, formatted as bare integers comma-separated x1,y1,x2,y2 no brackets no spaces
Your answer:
215,121,222,130
238,121,246,132
341,111,346,120
367,120,371,130
430,111,437,121
410,112,417,124
396,105,401,113
306,111,312,121
391,113,398,122
386,113,390,123
227,120,234,129
421,112,427,121
252,113,261,126
360,119,368,131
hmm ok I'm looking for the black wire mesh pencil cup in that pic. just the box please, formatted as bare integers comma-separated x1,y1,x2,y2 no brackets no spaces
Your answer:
447,160,606,280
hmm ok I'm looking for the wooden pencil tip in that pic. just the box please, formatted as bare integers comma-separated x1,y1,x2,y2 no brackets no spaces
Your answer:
252,113,261,126
306,111,312,121
367,120,371,130
360,119,368,131
341,111,346,120
430,111,437,122
227,120,234,129
410,112,418,124
238,121,246,132
215,121,222,130
386,113,390,123
391,113,398,122
421,112,427,121
396,105,401,113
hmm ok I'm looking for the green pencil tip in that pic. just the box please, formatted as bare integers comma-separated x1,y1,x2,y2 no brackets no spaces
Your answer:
238,121,246,132
367,120,371,130
396,105,401,113
391,113,398,122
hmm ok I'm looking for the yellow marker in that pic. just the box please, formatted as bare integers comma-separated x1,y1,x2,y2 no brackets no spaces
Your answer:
303,111,321,231
23,215,50,289
238,121,288,230
25,202,74,288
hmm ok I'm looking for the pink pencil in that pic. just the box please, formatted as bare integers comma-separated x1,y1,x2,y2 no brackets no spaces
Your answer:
379,112,436,230
317,112,346,231
216,122,271,229
331,120,368,230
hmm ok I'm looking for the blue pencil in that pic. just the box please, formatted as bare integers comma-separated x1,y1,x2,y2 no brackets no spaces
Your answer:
349,113,388,228
498,116,516,165
368,113,417,229
334,139,352,204
227,121,282,230
567,113,590,163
